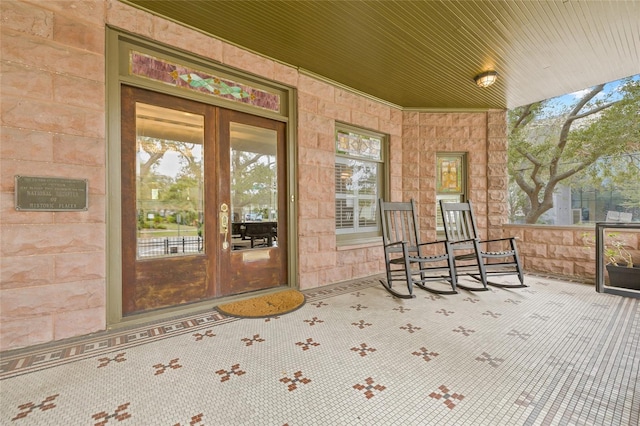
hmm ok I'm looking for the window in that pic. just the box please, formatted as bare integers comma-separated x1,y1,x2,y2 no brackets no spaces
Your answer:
436,153,467,238
335,124,387,244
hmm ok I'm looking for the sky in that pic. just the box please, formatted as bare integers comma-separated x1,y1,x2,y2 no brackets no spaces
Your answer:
543,73,639,117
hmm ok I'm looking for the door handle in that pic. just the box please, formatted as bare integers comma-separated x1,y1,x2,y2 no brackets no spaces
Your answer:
220,203,229,249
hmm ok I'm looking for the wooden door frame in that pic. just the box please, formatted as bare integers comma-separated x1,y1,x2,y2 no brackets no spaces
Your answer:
120,86,218,315
217,109,288,296
106,28,298,328
113,84,296,323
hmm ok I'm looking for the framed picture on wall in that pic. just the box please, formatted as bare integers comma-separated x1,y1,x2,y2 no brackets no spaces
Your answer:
436,154,465,194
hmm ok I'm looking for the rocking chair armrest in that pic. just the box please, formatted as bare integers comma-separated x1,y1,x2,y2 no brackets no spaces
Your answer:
479,237,518,244
449,238,478,245
383,240,408,249
417,240,448,248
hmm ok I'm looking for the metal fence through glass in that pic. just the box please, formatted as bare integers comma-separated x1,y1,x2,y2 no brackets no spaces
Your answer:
138,236,203,257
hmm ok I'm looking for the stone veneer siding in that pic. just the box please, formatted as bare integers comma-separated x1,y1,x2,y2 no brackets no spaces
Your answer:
503,224,640,281
0,0,507,351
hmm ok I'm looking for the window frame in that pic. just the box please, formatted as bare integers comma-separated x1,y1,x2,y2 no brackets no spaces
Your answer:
334,123,388,246
436,152,468,238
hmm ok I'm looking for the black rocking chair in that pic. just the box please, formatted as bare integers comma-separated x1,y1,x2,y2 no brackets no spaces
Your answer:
439,200,526,290
379,199,458,298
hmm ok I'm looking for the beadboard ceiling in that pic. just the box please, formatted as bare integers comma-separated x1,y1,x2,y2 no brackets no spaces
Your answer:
123,0,640,110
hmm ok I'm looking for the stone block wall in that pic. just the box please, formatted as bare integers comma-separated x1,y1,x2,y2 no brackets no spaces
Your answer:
0,0,508,351
295,77,403,289
503,224,640,281
297,106,505,286
401,110,508,245
1,0,108,351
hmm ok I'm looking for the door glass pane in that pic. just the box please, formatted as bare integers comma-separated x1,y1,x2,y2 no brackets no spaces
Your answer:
230,122,278,250
135,103,204,258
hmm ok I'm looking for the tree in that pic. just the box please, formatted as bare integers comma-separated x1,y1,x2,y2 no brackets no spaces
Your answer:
508,77,640,223
230,149,277,218
136,136,203,223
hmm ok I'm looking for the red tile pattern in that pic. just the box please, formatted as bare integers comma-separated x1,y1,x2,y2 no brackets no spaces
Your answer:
215,364,245,382
400,323,421,333
241,334,265,346
1,275,638,425
11,394,59,421
453,325,475,336
193,330,215,341
172,413,204,426
97,352,126,368
91,402,131,425
280,371,311,391
153,358,182,375
303,317,324,326
295,338,320,351
351,320,372,329
412,347,439,362
353,377,386,399
351,343,376,357
429,385,465,409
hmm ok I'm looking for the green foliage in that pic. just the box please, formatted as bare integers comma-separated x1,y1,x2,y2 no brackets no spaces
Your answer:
582,232,634,267
136,136,204,229
138,220,167,230
231,149,276,211
508,76,640,223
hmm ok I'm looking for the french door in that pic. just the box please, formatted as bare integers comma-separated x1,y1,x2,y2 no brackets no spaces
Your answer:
121,86,287,315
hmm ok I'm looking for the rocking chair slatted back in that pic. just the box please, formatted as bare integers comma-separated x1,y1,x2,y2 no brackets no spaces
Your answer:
378,198,458,298
439,199,526,290
440,201,481,245
380,200,420,254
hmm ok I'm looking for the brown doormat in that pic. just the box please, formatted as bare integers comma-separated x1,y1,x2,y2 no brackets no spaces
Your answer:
216,289,305,318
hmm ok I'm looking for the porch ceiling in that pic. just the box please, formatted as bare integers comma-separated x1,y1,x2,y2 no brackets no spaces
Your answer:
123,0,639,110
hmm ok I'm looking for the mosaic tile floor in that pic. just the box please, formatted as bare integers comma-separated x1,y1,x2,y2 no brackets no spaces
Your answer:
1,274,639,425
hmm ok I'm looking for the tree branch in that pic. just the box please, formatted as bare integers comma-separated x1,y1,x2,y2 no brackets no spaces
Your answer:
568,102,615,122
552,161,591,183
552,84,606,177
515,146,543,167
512,104,534,131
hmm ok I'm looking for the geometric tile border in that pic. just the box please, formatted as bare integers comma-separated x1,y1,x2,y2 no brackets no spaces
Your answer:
0,277,382,379
0,313,234,378
0,273,582,380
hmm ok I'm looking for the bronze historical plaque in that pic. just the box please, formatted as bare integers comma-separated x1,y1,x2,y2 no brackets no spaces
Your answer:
15,175,88,211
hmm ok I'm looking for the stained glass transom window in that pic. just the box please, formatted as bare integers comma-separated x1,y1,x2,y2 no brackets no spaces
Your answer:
336,130,382,160
130,51,280,112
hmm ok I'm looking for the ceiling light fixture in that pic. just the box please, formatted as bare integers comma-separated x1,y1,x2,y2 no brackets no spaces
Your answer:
474,70,498,88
